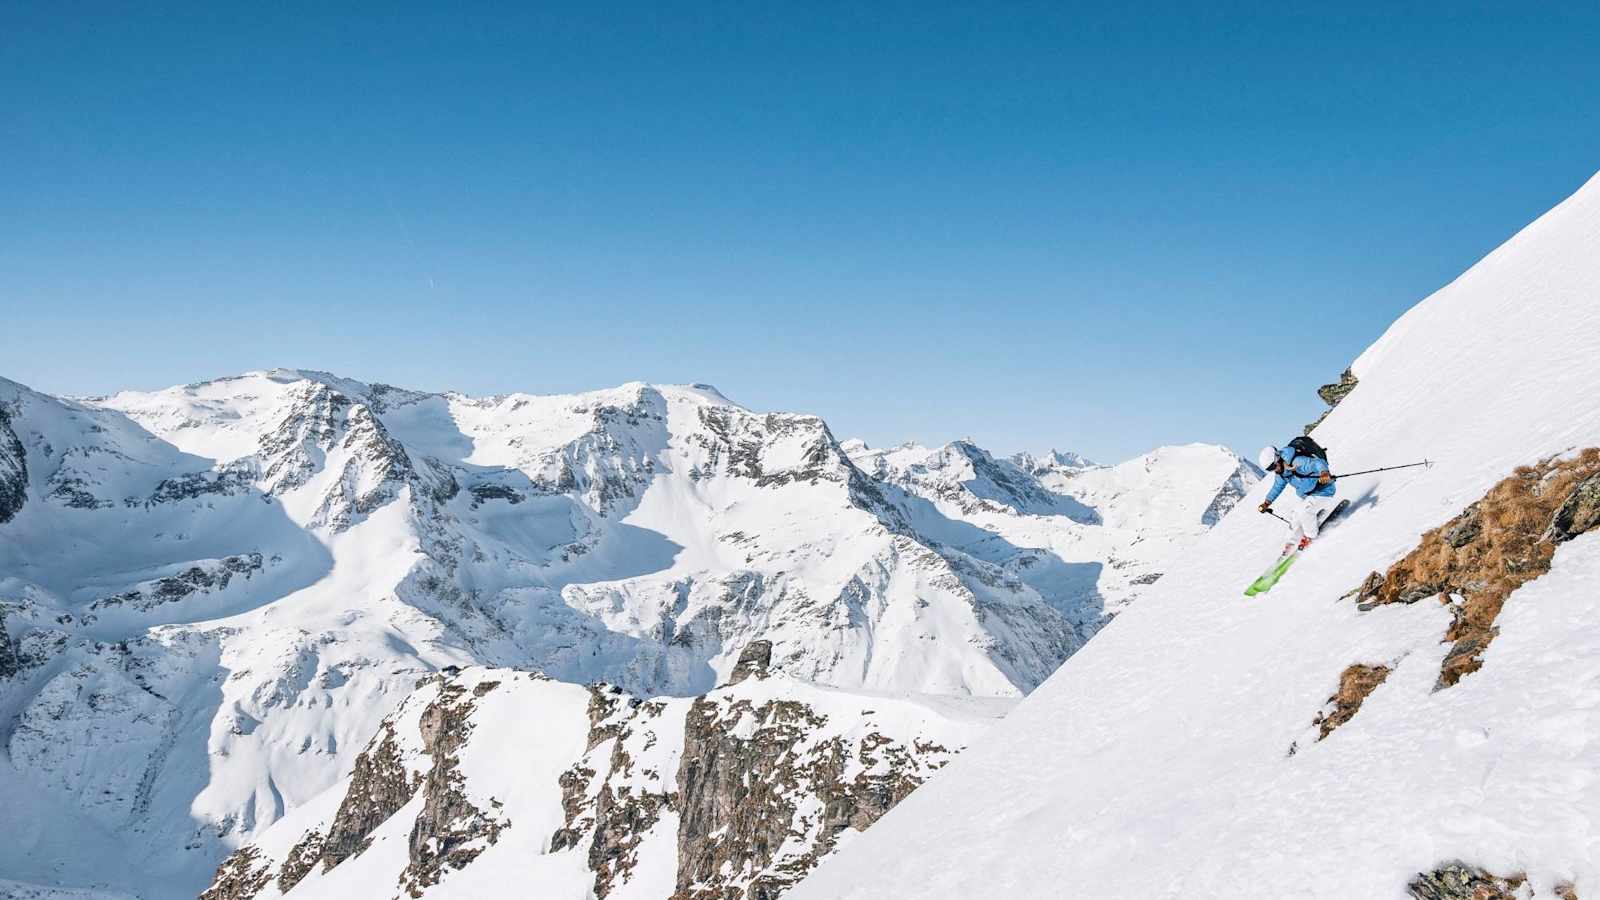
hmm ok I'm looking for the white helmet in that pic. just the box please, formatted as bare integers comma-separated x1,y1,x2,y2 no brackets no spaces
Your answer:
1256,445,1280,471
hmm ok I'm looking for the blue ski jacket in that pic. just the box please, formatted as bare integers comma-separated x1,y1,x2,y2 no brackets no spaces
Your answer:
1264,447,1336,503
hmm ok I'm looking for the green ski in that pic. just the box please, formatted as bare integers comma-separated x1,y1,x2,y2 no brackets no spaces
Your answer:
1244,552,1299,596
1243,500,1350,596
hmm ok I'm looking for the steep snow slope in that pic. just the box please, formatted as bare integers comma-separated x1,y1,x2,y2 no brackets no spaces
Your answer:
791,172,1600,898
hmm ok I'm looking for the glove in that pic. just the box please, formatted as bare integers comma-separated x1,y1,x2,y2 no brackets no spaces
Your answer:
1318,472,1333,485
1258,501,1272,514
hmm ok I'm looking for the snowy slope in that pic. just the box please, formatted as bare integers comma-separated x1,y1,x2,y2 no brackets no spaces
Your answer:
0,368,1242,898
791,172,1600,898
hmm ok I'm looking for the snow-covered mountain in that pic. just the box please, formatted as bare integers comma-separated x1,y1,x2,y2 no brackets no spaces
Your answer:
850,439,1261,623
199,650,1009,900
0,368,1247,898
1041,442,1265,530
1010,448,1097,477
791,173,1600,899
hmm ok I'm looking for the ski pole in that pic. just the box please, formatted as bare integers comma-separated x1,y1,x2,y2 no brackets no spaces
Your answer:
1265,509,1293,527
1332,460,1432,479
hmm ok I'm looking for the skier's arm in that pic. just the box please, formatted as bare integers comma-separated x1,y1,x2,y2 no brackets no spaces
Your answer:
1264,474,1288,504
1294,456,1334,485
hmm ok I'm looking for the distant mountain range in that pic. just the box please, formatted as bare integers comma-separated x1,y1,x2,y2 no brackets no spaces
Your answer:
0,369,1256,898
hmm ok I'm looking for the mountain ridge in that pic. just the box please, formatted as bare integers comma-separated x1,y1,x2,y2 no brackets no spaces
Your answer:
0,369,1253,898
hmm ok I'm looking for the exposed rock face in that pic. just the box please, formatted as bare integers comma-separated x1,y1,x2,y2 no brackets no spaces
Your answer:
554,688,678,898
255,381,423,533
0,614,18,679
1317,368,1360,408
0,402,27,523
1200,459,1263,526
274,831,326,894
1547,470,1600,543
673,688,957,900
1406,862,1525,899
1305,367,1359,434
728,640,773,684
201,668,995,900
199,846,273,900
468,483,524,507
147,464,256,506
320,721,419,870
89,554,265,613
1313,664,1391,740
399,679,507,897
201,676,501,900
1353,448,1600,690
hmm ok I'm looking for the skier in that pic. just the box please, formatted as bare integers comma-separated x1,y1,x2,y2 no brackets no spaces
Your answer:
1256,439,1337,551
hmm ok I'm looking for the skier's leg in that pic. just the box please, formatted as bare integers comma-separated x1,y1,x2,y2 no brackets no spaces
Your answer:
1299,495,1334,540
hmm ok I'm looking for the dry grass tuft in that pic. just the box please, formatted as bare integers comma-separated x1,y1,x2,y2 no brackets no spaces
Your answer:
1314,663,1391,740
1355,448,1600,689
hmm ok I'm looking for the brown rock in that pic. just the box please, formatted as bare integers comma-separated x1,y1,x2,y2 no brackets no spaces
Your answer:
729,640,774,684
1345,447,1600,693
1314,664,1391,740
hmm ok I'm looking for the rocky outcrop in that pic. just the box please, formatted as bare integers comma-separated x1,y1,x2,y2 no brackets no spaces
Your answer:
321,721,419,870
554,688,678,899
1353,448,1600,690
89,554,265,613
203,716,422,898
1406,862,1525,899
0,402,26,523
468,483,524,507
274,830,326,894
146,464,256,506
1201,459,1263,526
728,640,773,685
695,406,847,491
201,668,989,900
1312,663,1391,740
1305,366,1356,432
257,381,354,494
254,381,423,532
0,614,18,679
673,687,958,900
399,679,507,897
199,846,273,900
1304,367,1359,434
1547,470,1600,543
1317,368,1360,407
201,677,512,899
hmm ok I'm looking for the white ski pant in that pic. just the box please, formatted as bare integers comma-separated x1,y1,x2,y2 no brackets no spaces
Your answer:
1292,494,1339,541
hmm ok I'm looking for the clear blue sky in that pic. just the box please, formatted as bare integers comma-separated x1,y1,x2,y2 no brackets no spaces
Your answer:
4,3,1597,462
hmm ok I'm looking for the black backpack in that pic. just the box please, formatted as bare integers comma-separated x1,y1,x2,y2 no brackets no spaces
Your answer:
1285,435,1328,464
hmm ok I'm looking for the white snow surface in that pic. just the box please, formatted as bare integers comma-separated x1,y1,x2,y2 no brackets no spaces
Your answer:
792,171,1600,898
0,364,1243,897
